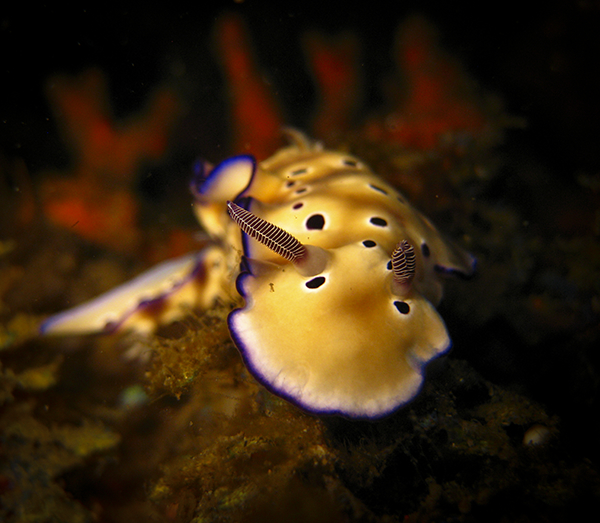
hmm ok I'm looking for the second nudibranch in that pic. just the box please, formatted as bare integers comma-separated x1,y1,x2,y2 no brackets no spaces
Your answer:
41,130,475,420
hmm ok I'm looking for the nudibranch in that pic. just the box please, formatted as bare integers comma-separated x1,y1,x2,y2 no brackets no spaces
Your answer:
40,130,475,419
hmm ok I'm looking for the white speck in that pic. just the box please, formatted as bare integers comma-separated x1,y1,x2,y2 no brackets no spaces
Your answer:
523,424,551,446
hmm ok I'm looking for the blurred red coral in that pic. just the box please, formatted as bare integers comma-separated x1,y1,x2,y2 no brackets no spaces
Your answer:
215,14,491,156
214,14,284,160
303,31,362,141
41,69,180,252
366,16,487,149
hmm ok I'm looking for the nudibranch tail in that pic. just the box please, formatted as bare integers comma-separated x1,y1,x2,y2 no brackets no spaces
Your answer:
39,249,225,336
227,201,307,262
392,240,416,286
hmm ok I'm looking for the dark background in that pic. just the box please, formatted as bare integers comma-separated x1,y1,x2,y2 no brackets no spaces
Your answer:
2,1,600,181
